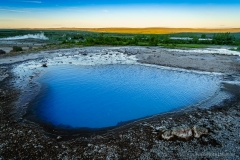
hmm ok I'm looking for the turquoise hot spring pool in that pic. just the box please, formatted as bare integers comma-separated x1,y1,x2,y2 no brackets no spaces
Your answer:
29,65,220,128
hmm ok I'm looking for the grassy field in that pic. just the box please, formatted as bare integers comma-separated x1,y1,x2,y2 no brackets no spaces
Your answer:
1,29,240,53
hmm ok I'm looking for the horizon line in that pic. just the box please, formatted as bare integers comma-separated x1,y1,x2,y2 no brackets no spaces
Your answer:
1,27,240,34
1,27,240,30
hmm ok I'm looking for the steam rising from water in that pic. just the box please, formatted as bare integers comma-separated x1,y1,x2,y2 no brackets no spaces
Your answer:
0,32,48,40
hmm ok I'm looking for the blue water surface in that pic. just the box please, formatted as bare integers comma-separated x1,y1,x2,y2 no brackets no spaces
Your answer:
32,65,219,128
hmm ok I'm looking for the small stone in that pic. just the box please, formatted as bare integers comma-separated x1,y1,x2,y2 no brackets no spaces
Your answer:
161,130,173,140
157,126,167,139
201,137,208,143
56,136,62,140
193,125,208,138
155,126,166,131
119,134,122,139
88,144,92,147
42,64,47,67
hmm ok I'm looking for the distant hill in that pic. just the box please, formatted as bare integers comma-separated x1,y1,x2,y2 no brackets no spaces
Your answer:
22,27,240,34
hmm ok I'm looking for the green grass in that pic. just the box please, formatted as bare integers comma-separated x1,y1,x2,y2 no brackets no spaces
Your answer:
160,44,210,49
138,42,149,46
229,46,240,52
1,29,239,52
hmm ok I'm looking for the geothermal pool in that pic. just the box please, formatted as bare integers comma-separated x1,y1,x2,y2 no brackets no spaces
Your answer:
30,65,220,128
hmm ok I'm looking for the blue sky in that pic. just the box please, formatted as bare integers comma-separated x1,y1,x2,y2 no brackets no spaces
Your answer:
1,0,240,7
0,0,240,28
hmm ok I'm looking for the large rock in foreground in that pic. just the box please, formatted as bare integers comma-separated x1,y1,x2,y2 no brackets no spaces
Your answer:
171,126,193,140
158,125,208,141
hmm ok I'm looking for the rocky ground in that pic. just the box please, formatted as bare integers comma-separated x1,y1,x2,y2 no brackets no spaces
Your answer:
0,38,50,54
137,48,240,74
1,46,240,159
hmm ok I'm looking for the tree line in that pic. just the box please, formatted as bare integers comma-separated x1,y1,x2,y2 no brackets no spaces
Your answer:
62,32,239,46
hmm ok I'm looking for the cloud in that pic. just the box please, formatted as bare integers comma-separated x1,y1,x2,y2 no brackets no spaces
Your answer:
22,1,42,3
102,10,109,13
0,9,30,13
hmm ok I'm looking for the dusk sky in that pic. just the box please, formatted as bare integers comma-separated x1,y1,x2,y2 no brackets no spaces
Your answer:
0,0,240,28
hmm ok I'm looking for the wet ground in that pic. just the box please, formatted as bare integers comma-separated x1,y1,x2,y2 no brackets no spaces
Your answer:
1,46,240,159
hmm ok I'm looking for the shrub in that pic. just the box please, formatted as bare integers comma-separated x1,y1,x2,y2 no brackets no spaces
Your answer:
237,46,240,51
0,49,6,54
212,32,235,45
12,46,23,52
201,34,206,38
